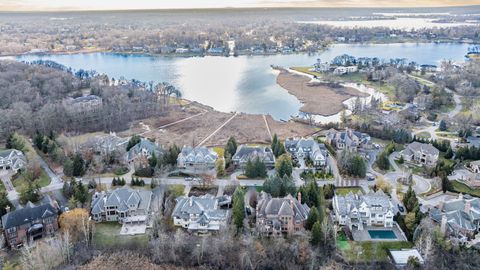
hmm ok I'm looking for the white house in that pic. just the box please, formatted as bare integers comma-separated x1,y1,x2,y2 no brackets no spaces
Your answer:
0,149,26,172
333,190,395,230
171,194,230,232
333,66,358,75
285,137,327,168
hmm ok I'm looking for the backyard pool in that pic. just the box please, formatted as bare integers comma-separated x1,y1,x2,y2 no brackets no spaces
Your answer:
368,230,397,240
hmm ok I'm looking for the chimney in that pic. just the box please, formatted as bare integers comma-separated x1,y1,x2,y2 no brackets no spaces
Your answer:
5,206,10,213
440,215,448,235
465,201,472,213
297,192,302,204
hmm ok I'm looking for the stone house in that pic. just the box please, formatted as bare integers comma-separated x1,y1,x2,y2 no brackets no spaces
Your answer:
326,128,371,152
232,145,275,168
255,191,310,236
401,142,439,167
125,138,164,164
285,137,327,168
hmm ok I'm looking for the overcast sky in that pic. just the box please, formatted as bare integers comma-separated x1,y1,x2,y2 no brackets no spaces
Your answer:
1,0,479,11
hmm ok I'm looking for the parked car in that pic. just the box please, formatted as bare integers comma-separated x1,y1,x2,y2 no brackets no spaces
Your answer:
398,204,405,212
366,173,375,181
184,177,193,181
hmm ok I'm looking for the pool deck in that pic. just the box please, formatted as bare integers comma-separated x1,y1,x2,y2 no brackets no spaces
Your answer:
352,223,407,242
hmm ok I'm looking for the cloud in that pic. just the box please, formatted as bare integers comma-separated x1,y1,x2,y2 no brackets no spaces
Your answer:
0,0,478,11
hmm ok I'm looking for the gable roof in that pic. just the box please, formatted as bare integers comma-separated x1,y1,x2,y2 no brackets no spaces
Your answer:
406,142,439,156
1,203,57,230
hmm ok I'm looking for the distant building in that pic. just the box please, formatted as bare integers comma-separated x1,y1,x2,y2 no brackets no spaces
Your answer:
401,142,439,167
333,66,358,75
285,137,327,168
91,188,152,223
256,191,310,236
326,128,371,152
172,194,230,232
175,48,189,54
125,138,164,164
332,190,395,230
388,249,424,268
81,132,128,156
177,146,218,172
430,193,480,241
207,47,225,54
0,149,26,172
232,145,275,168
468,160,480,174
1,200,59,248
314,58,330,72
65,95,103,112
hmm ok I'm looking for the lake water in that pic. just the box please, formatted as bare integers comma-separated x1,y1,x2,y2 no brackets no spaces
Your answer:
16,43,471,121
297,18,479,30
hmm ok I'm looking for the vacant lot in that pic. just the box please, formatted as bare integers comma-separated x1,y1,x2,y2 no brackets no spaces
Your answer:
277,70,368,116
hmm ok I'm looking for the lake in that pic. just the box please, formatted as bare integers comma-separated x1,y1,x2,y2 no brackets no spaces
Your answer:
16,43,472,121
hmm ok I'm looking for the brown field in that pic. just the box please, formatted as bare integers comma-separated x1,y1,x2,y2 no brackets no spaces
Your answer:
277,70,368,116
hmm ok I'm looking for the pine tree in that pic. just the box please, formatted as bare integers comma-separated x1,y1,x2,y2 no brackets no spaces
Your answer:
232,188,245,230
33,130,44,150
306,206,319,230
72,153,85,177
311,221,322,245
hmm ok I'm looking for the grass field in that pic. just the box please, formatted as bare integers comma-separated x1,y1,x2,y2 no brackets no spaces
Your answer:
335,186,364,196
93,222,149,249
340,241,413,262
416,131,431,139
12,169,51,189
451,180,480,197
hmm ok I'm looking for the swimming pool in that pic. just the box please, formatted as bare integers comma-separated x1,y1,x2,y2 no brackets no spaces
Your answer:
368,230,397,239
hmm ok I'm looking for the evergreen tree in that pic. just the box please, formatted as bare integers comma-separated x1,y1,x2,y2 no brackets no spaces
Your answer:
310,221,322,245
63,158,74,177
148,152,158,168
0,190,12,217
232,188,245,230
225,137,238,158
275,154,293,178
444,147,453,159
6,133,25,152
72,153,85,177
439,120,447,131
306,206,319,230
33,130,44,150
441,175,452,193
126,134,141,151
375,151,390,171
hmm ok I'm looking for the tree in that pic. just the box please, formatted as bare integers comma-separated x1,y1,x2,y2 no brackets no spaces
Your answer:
58,208,95,246
271,134,286,158
6,133,26,152
444,147,453,159
215,158,225,177
275,154,293,178
306,206,319,230
72,153,85,177
225,137,238,158
263,174,295,197
441,175,452,193
20,182,41,204
375,151,390,171
245,158,267,179
33,130,44,150
148,152,158,168
162,144,180,167
0,190,13,216
232,188,245,230
398,155,405,164
403,185,418,213
310,221,322,246
126,135,141,151
439,120,447,131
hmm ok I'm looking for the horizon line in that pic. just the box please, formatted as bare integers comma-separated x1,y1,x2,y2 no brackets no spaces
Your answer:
1,4,479,13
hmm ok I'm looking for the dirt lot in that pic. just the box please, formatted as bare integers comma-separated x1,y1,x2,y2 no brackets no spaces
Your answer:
277,70,368,116
118,98,320,147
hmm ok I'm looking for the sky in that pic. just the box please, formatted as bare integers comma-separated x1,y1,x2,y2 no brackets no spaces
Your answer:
0,0,479,11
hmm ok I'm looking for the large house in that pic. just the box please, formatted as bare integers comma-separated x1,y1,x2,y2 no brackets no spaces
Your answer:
177,146,218,172
65,95,103,112
468,160,480,174
0,149,26,172
125,138,164,164
285,137,327,168
1,201,59,248
256,191,310,236
430,193,480,241
232,145,275,168
81,132,128,156
172,194,230,232
91,188,152,223
333,190,395,230
401,142,439,167
326,129,371,152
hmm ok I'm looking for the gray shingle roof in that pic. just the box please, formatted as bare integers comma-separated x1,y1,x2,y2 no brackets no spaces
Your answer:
172,194,228,222
232,145,275,164
1,203,57,230
406,142,440,156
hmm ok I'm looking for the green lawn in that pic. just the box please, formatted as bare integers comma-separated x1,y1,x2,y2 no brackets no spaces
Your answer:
335,187,364,196
93,222,149,249
341,241,413,262
12,169,51,189
0,181,5,193
416,132,431,139
290,66,321,77
451,180,480,197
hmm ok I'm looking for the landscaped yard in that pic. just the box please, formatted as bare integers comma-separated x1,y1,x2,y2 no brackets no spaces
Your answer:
93,222,149,249
340,240,413,262
416,131,431,139
12,169,51,189
335,186,364,196
451,180,480,197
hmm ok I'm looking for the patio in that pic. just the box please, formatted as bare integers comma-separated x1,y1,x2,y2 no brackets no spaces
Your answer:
351,223,407,242
119,216,148,235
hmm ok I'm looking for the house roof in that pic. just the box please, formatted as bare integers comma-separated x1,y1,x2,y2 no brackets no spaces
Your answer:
334,190,393,216
172,194,228,222
389,249,424,265
257,192,310,221
177,146,218,164
406,142,439,156
232,145,275,164
91,188,152,215
431,195,480,233
1,203,57,230
126,138,164,161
